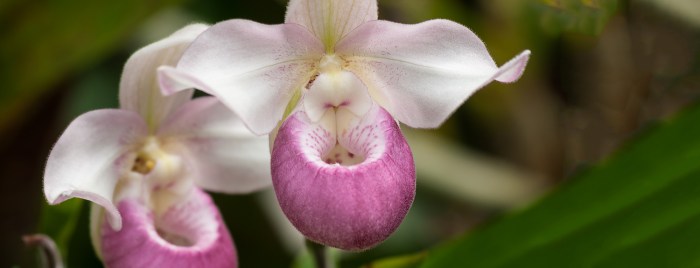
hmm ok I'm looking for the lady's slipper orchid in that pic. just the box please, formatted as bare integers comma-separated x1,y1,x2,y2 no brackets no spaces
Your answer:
44,24,271,267
159,0,530,250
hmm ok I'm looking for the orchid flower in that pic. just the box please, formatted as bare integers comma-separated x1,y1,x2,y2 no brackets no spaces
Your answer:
44,24,271,267
159,0,530,250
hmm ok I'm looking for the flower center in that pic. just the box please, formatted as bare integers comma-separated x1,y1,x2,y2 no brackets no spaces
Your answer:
132,154,156,174
303,54,372,123
119,137,193,218
319,54,344,73
298,55,377,167
310,55,352,109
297,106,386,168
130,137,183,185
323,142,365,166
156,227,194,246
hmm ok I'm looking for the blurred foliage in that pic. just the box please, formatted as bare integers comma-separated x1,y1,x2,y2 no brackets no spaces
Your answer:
416,102,700,267
3,0,700,267
1,1,180,266
37,199,83,264
291,241,340,268
363,252,426,268
531,0,619,35
211,192,295,267
639,0,700,28
0,0,181,137
404,128,545,208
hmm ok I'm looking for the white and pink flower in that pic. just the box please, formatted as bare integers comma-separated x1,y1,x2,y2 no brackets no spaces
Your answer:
159,0,530,250
43,24,272,267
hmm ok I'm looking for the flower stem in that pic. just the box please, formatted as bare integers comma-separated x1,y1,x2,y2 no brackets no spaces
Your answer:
306,239,333,268
23,234,64,268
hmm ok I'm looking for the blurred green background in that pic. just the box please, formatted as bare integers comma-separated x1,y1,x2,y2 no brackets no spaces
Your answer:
2,0,699,267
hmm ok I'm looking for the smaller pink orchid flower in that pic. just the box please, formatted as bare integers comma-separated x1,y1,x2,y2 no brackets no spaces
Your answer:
159,0,529,250
44,24,271,267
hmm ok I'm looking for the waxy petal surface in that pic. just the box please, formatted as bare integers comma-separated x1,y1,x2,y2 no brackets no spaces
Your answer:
271,106,415,250
285,0,378,49
162,19,324,135
158,97,272,194
101,188,237,267
337,19,530,128
44,109,147,230
119,24,208,131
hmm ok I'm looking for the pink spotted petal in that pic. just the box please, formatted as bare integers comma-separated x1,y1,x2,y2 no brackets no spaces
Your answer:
100,188,237,267
336,19,530,129
271,105,416,250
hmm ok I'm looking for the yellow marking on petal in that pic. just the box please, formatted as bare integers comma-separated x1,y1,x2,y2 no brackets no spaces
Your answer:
323,0,335,52
283,88,303,120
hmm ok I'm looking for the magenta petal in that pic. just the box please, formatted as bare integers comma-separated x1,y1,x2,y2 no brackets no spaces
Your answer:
100,189,237,267
271,107,416,250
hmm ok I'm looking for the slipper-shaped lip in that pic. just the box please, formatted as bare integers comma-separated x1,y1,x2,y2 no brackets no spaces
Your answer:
100,188,237,267
271,106,415,250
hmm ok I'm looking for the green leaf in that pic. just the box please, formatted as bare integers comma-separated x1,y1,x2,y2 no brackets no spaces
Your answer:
291,241,340,268
417,102,700,267
0,0,181,133
291,247,316,268
362,252,427,268
37,199,83,262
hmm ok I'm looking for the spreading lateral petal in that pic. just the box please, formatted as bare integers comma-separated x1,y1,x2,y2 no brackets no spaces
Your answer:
44,109,148,230
337,19,530,129
158,97,272,194
161,19,324,135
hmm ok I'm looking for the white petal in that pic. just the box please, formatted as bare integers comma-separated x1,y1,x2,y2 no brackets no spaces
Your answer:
159,19,324,135
336,19,531,128
119,24,208,131
285,0,378,49
158,97,272,194
44,109,148,230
